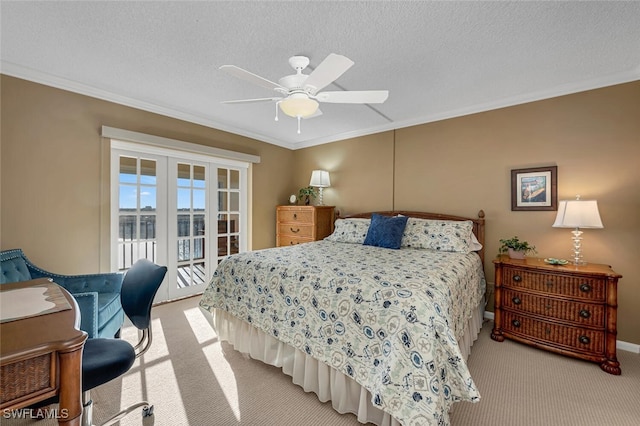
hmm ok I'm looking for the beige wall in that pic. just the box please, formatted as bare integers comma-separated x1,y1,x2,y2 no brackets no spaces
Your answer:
1,75,293,273
293,81,640,345
2,75,638,345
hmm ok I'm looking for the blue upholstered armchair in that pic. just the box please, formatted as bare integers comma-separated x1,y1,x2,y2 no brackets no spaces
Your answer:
0,248,124,339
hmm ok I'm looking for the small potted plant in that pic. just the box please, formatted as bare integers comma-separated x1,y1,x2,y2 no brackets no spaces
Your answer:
498,236,537,259
298,186,317,205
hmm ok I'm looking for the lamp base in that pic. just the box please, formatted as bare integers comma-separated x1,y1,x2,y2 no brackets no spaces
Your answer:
570,228,585,265
317,187,324,206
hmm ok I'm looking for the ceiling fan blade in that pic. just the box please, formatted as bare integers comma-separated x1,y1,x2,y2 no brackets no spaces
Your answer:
221,97,282,104
315,90,389,104
303,53,354,94
219,65,285,91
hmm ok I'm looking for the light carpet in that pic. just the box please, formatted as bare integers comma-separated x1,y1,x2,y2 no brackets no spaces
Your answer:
5,295,639,425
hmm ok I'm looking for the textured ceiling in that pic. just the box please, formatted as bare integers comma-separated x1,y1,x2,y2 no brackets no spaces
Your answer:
2,1,639,150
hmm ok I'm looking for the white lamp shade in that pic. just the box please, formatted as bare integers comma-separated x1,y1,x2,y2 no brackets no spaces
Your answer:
309,170,330,188
279,94,319,118
552,200,604,229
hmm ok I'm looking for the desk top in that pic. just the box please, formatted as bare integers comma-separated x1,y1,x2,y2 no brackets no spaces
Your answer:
0,279,86,363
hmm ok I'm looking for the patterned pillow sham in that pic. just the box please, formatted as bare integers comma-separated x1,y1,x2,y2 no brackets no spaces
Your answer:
401,217,474,253
325,218,371,244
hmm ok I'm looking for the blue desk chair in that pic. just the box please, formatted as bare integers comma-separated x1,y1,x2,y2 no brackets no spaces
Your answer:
36,258,167,426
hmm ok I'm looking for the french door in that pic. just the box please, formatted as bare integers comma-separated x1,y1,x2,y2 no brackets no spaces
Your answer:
111,142,248,302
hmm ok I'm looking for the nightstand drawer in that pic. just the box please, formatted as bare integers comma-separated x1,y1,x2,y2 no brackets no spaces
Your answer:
502,311,604,355
278,235,312,246
502,268,606,302
502,288,605,327
277,223,314,238
277,209,314,224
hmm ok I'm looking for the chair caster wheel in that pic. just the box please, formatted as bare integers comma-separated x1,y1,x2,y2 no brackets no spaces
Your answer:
142,405,154,417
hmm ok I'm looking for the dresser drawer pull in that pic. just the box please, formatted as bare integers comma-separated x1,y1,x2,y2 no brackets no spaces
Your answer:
290,227,300,233
579,335,590,345
511,319,521,328
512,275,522,283
579,283,592,293
579,309,591,319
290,241,297,245
545,281,554,288
512,297,521,305
293,213,297,219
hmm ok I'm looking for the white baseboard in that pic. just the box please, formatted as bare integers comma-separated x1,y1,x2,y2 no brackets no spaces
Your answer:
482,310,640,354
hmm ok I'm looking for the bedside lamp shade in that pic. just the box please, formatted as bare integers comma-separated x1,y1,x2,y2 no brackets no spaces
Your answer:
552,196,603,264
309,170,330,205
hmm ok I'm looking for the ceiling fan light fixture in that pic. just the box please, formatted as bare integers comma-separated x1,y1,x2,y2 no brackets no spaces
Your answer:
279,94,319,118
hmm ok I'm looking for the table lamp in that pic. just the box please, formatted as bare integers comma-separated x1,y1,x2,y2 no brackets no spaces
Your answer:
552,195,603,265
309,170,330,205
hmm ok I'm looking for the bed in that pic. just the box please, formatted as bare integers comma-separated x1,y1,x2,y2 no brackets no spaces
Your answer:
199,210,486,425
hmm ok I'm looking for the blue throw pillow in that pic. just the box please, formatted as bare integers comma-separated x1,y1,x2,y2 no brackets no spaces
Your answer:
363,214,409,249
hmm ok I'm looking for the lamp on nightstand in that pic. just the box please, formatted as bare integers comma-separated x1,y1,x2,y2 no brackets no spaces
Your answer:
309,170,330,206
552,195,603,265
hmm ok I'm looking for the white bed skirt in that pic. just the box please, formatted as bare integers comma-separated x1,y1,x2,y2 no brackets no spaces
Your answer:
204,301,485,425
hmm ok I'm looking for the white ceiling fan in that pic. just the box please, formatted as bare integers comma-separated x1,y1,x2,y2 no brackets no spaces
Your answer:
220,53,389,134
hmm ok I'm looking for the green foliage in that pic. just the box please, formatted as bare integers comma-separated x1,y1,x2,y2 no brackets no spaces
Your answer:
298,186,317,199
498,236,537,254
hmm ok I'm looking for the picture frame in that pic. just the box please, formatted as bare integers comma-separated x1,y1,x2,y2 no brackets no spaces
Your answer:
511,166,557,211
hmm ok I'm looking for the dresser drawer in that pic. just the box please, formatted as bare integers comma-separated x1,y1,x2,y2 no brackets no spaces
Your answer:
502,267,606,302
278,235,312,246
277,209,314,224
502,288,605,327
502,311,605,355
277,223,314,238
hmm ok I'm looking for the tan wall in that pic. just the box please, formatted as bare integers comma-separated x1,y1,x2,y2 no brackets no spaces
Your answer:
1,75,293,273
294,81,640,345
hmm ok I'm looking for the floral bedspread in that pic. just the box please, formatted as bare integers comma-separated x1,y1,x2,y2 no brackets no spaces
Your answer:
199,241,485,425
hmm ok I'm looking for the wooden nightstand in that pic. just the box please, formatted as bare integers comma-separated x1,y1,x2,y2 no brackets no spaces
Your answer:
491,255,622,375
276,205,335,247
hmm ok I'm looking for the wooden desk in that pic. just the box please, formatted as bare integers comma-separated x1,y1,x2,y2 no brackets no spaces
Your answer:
1,278,87,425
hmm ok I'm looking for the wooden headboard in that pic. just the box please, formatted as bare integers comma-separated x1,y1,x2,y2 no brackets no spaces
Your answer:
341,210,486,265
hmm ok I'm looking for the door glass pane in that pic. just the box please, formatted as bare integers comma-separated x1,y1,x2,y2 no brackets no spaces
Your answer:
177,188,191,210
230,192,239,211
193,189,205,211
178,239,190,261
119,157,137,183
140,187,157,210
218,192,227,211
230,236,239,255
193,214,205,236
194,166,205,188
194,261,206,285
178,215,190,237
230,214,239,233
218,236,228,257
177,163,190,184
230,170,240,189
194,237,205,260
217,214,228,234
140,215,156,239
119,185,137,209
218,168,227,189
140,159,156,185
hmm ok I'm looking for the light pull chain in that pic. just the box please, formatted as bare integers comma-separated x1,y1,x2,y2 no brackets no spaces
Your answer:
297,116,301,134
275,102,280,121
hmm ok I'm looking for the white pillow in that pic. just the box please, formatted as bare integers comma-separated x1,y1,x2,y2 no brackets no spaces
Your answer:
470,232,483,251
325,218,371,244
401,217,474,253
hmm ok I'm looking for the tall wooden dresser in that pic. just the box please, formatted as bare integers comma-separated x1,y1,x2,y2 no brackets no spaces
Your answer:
491,255,622,374
276,205,335,247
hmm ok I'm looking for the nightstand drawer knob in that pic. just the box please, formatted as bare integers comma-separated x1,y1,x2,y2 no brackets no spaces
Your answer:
290,227,300,233
545,281,554,287
512,275,522,282
579,283,592,293
579,309,591,319
512,297,521,305
511,319,521,328
579,335,590,345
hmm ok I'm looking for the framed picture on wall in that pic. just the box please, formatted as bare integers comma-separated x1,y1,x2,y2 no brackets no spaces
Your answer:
511,166,557,211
